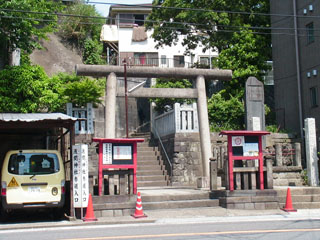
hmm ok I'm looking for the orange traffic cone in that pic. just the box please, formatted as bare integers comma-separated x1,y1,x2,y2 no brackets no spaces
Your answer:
131,192,147,218
281,188,297,212
83,194,98,221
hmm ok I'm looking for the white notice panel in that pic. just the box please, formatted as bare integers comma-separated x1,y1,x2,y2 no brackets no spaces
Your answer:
103,143,112,164
72,144,89,208
113,146,132,160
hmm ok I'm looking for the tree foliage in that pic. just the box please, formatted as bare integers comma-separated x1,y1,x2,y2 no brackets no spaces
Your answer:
0,0,62,55
0,64,63,112
58,1,105,64
54,73,105,107
83,39,105,65
0,65,105,113
146,0,271,96
207,90,245,131
151,78,193,113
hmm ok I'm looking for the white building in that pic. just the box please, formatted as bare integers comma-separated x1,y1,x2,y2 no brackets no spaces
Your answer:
100,4,219,137
100,4,218,68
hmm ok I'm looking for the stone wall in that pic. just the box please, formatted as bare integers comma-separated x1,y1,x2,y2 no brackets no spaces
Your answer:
157,132,303,187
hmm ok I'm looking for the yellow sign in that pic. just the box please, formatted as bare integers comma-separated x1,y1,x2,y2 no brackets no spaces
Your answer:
8,177,19,187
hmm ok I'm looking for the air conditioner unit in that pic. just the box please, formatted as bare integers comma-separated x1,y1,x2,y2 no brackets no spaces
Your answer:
309,5,313,11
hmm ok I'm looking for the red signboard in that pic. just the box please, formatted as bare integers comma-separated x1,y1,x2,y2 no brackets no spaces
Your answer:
92,138,144,196
219,131,270,191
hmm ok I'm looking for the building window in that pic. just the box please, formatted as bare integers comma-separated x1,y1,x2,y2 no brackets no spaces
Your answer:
119,14,134,25
134,14,145,26
310,87,318,107
161,55,167,65
307,22,314,44
174,55,185,67
200,57,210,65
133,53,158,66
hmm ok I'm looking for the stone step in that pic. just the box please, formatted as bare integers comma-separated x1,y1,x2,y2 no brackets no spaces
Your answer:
274,179,305,187
141,193,210,202
137,165,164,171
137,175,167,182
279,202,320,209
137,160,161,166
278,195,320,203
138,147,159,152
138,155,159,161
137,181,168,187
92,195,136,205
142,199,219,210
137,142,155,147
275,187,320,196
137,169,167,176
137,151,159,157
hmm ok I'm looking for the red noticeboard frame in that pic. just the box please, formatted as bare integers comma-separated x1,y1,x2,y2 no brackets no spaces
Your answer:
92,138,144,196
219,130,270,191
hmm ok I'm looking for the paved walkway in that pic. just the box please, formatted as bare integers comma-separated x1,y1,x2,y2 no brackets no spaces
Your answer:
1,186,320,231
1,207,320,231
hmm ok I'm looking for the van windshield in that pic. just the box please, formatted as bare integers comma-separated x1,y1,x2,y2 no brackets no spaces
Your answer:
8,153,60,175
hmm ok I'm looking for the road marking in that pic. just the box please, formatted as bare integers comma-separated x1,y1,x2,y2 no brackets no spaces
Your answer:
62,228,320,240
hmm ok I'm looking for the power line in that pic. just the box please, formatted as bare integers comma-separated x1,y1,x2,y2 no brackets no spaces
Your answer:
2,8,320,36
1,14,319,38
85,1,320,20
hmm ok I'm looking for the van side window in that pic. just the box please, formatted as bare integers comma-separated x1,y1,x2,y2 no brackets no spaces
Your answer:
8,153,60,175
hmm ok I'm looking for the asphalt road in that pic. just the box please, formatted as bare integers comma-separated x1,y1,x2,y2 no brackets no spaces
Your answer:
1,218,320,240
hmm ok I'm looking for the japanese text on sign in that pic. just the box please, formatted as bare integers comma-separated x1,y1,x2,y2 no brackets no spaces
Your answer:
72,144,89,208
113,146,132,160
102,143,112,164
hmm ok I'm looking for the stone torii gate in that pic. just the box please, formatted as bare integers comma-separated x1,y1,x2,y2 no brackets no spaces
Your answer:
76,64,232,187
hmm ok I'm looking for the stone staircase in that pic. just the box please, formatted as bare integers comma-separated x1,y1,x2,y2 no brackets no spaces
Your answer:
92,188,220,218
133,132,170,188
275,187,320,209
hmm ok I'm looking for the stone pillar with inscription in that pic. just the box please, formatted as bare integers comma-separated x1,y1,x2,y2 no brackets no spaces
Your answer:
305,118,319,186
245,77,266,166
245,77,265,131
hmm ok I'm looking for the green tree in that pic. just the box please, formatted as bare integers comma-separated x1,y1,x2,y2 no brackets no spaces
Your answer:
151,78,193,113
0,0,62,58
146,0,271,96
58,1,105,65
208,90,245,131
0,64,64,112
0,65,105,113
83,39,105,65
55,73,105,107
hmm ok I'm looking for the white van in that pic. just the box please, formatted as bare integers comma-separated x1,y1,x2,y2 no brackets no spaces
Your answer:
1,150,65,214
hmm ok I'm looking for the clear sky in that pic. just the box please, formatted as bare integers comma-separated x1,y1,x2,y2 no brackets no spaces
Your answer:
87,0,153,17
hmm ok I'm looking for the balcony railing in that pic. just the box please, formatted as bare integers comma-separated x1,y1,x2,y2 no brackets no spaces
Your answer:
119,57,195,68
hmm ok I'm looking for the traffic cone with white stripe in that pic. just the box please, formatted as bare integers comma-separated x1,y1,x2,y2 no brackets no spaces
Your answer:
131,192,147,218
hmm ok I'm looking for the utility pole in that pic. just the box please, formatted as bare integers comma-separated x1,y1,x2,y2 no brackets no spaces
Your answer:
123,59,129,138
293,0,304,139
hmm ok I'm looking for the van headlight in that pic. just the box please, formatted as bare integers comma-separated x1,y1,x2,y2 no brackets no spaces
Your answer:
52,187,58,196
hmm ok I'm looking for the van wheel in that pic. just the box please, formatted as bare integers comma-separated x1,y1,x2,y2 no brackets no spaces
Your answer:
0,208,9,222
52,208,64,220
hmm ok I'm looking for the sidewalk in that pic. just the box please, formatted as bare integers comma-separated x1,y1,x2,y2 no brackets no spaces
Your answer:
1,207,320,231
